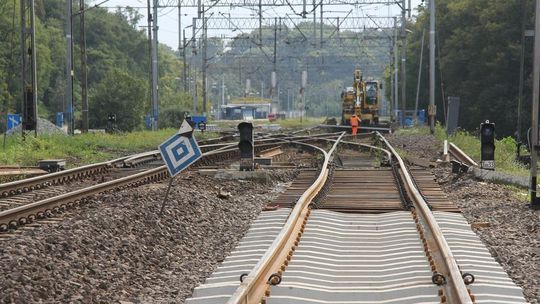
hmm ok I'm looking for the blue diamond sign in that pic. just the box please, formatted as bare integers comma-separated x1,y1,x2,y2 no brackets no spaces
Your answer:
159,133,202,177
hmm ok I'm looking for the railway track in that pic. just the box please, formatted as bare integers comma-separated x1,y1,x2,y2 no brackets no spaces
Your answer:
0,133,272,232
0,132,330,233
186,132,527,304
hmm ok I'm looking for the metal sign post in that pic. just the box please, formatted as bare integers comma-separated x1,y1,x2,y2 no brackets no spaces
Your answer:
158,120,202,216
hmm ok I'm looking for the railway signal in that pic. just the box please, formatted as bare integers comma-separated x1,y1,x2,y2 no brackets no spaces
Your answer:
238,122,254,171
480,120,495,170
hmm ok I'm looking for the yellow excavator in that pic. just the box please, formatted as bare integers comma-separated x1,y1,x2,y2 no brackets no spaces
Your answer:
341,69,381,125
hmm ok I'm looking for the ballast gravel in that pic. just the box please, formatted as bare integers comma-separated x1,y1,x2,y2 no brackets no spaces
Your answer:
0,170,297,303
388,132,539,304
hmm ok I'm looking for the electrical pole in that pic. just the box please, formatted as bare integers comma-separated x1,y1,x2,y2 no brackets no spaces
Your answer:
320,3,323,48
21,0,38,138
429,0,436,133
401,0,407,127
202,13,208,116
80,0,88,133
272,17,277,110
146,0,153,129
66,0,73,135
393,17,399,123
517,0,526,140
414,30,425,123
183,29,188,92
220,76,224,120
530,0,540,209
151,0,159,130
259,0,262,44
312,0,316,46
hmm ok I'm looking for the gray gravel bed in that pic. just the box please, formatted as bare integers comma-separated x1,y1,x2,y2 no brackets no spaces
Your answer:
0,170,296,303
388,132,539,304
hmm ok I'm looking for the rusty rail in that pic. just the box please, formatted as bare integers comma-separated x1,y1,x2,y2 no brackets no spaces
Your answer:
0,157,127,198
377,132,473,304
449,142,478,167
227,132,346,304
0,141,284,231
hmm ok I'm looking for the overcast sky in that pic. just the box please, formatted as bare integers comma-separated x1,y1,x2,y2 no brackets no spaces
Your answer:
95,0,424,49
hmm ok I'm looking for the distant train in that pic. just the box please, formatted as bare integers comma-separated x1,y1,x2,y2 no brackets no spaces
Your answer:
341,69,382,126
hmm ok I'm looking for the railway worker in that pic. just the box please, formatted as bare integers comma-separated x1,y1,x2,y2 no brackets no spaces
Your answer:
350,114,361,136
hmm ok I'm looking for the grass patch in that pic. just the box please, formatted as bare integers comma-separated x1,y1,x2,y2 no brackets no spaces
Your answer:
0,129,217,168
396,124,529,176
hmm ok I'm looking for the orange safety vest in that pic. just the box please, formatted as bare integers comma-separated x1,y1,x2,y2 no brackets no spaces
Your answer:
350,116,360,127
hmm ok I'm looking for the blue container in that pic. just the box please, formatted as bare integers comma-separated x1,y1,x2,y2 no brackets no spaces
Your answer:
56,112,64,128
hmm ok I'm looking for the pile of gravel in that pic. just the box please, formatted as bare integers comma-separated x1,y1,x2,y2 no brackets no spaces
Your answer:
388,132,539,304
388,132,441,160
0,170,295,303
7,118,66,136
440,175,539,303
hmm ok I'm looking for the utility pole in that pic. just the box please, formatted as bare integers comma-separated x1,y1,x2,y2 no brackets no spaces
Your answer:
66,0,74,135
151,0,159,130
429,0,436,133
272,18,277,108
259,0,263,44
183,29,188,91
530,0,540,209
146,0,153,129
393,17,399,123
220,76,225,120
414,30,425,123
202,13,208,116
313,0,316,46
80,0,88,132
401,0,407,127
517,0,526,140
320,3,323,48
192,71,197,114
21,0,38,138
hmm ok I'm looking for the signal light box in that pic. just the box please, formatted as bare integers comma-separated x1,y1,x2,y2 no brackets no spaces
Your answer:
480,120,495,170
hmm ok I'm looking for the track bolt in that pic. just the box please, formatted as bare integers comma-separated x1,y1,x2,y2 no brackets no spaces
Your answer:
441,295,447,303
265,290,270,296
8,221,18,230
438,289,443,296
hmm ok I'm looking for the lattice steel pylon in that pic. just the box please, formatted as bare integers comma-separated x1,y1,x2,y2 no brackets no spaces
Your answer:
20,0,38,137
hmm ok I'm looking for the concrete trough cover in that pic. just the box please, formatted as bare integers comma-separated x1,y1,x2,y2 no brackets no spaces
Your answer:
433,212,528,304
267,210,440,303
186,208,292,303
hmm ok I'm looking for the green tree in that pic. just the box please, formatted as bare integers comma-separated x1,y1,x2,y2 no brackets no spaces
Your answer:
89,68,147,131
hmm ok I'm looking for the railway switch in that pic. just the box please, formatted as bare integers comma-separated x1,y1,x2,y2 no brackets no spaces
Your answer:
238,122,254,171
480,121,495,170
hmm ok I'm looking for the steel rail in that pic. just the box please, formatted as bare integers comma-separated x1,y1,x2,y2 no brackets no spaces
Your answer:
448,142,478,167
376,132,473,304
227,132,346,304
0,141,284,230
0,156,128,197
0,135,238,197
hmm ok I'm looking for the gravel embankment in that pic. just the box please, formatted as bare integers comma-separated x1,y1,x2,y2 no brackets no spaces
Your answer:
0,170,297,303
389,133,539,304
